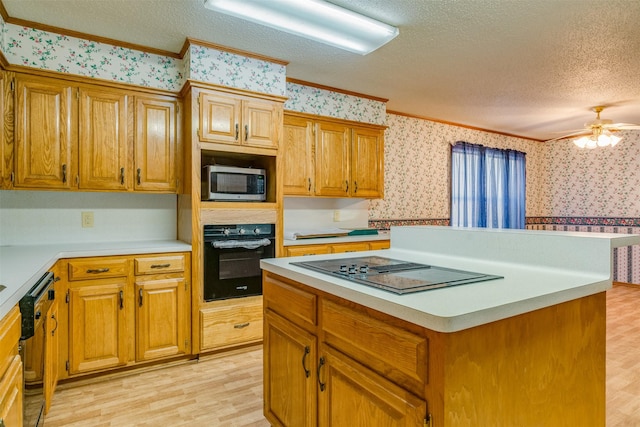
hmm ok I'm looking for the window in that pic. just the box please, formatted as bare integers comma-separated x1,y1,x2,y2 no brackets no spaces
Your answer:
450,141,526,229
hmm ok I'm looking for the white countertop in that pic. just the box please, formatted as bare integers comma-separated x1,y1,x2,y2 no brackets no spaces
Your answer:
283,230,390,246
262,226,640,333
0,240,192,319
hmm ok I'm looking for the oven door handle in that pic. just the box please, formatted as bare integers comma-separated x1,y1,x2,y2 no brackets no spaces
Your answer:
211,238,272,250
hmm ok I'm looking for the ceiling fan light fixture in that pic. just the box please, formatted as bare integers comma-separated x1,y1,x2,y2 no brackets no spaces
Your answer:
203,0,399,55
574,128,622,149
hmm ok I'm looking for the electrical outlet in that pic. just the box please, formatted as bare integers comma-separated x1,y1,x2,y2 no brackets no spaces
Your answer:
81,211,94,228
333,210,341,222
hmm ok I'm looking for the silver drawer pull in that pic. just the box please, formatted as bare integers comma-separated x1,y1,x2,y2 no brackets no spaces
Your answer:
150,264,171,269
234,322,250,329
87,268,110,274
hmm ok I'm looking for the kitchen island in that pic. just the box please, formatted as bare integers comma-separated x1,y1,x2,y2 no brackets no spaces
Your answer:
260,226,639,427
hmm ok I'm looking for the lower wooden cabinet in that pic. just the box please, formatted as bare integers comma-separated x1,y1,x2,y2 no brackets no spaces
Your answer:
200,296,263,351
264,309,317,427
68,281,128,374
44,300,59,414
135,277,188,361
0,306,23,427
318,345,426,427
263,273,428,427
284,239,390,257
61,252,191,378
0,355,23,427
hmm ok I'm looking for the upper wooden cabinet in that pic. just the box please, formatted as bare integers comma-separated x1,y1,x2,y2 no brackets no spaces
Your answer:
134,96,180,192
10,73,180,193
199,90,280,150
283,115,314,195
78,87,130,191
351,126,384,198
283,113,385,199
14,75,77,189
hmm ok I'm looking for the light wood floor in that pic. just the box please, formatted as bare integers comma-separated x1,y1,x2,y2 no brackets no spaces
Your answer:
46,284,640,426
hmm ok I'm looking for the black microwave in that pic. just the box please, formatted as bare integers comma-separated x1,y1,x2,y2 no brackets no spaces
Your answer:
202,165,266,201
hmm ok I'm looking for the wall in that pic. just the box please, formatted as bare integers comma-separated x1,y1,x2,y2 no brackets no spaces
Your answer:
0,20,286,246
0,191,177,245
368,113,543,225
529,130,640,284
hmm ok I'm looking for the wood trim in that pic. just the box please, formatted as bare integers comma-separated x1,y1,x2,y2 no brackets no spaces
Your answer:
387,109,543,142
0,1,8,21
286,78,388,103
183,80,287,103
284,110,387,130
0,51,9,70
3,16,180,59
6,66,179,97
183,38,289,66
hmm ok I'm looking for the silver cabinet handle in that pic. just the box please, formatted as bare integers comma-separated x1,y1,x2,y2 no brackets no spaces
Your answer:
234,322,250,329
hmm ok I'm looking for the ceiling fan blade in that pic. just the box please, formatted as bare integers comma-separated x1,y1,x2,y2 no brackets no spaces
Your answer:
545,130,590,143
608,123,640,130
551,128,586,134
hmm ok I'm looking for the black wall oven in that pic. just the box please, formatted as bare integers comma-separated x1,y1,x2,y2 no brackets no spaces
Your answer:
203,224,275,301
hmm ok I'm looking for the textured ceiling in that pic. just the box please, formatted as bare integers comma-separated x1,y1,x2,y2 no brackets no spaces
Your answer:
4,0,640,141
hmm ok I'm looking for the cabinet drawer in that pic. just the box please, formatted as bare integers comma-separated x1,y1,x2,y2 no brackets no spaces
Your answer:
200,296,263,350
264,273,317,331
0,306,21,376
368,240,390,250
68,258,128,281
0,354,23,427
330,242,371,253
134,254,185,275
321,298,428,389
285,245,331,257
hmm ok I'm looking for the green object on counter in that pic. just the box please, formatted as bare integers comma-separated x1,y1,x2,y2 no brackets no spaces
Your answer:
346,229,379,236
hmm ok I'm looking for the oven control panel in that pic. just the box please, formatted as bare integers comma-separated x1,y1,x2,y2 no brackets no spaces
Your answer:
204,224,274,239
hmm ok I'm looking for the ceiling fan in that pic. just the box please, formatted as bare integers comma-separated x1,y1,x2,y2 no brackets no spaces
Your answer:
547,106,640,148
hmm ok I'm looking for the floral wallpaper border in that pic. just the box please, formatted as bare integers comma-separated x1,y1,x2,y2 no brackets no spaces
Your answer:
0,22,288,96
526,216,640,227
187,43,286,96
368,218,450,230
285,82,386,125
1,23,185,91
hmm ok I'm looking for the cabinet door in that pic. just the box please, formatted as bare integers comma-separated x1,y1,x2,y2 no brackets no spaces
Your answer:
318,346,426,427
283,115,314,195
0,71,11,189
351,127,384,198
14,75,77,189
135,96,178,192
44,300,59,414
264,310,317,427
69,282,128,374
199,92,241,144
78,88,130,190
315,121,350,197
243,99,279,148
135,278,188,361
0,355,23,427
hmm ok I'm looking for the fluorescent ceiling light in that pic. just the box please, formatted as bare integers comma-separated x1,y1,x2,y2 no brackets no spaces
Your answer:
204,0,399,55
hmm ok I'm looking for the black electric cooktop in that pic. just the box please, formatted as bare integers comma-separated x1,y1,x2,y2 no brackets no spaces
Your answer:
291,256,502,295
